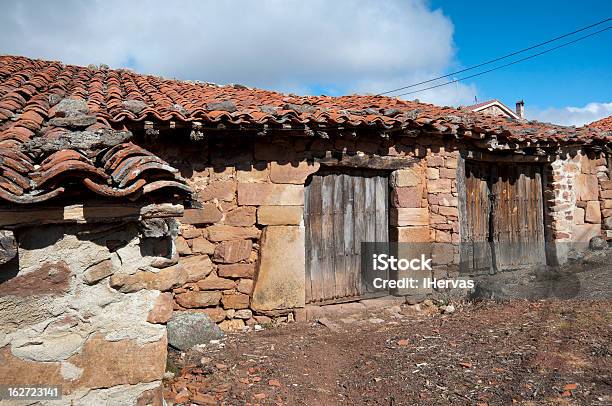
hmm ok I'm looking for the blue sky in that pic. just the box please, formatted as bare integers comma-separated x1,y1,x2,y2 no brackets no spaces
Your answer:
429,0,611,115
0,0,609,125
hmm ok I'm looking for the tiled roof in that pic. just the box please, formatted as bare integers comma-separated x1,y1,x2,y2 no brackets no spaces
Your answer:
588,116,612,131
0,55,192,204
1,55,608,142
0,55,610,203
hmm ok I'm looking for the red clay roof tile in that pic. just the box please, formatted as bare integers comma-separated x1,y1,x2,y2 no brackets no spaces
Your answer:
0,54,610,204
588,116,612,131
0,55,193,204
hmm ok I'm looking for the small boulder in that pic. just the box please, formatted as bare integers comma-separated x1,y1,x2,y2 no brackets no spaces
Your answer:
122,99,148,114
53,98,89,117
166,311,224,351
589,236,607,251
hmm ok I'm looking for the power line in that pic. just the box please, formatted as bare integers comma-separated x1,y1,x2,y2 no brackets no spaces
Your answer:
391,25,611,98
376,17,611,96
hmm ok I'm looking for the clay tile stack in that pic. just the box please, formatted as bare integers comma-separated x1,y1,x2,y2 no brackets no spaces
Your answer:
0,55,191,204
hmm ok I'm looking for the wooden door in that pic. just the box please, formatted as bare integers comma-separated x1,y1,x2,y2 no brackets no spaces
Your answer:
463,161,546,271
463,161,493,270
304,168,389,303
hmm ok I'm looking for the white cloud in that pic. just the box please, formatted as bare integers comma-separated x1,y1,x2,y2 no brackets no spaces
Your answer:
0,0,476,105
527,102,612,126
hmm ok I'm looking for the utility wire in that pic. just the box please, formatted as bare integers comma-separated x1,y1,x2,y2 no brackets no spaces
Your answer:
376,17,611,96
391,25,611,98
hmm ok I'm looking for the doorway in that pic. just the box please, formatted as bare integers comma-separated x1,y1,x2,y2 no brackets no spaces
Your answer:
304,168,389,303
462,161,546,271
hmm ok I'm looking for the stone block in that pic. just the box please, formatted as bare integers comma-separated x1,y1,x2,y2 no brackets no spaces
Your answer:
427,178,452,193
237,278,253,294
435,230,452,243
0,261,71,297
601,189,612,199
234,309,253,319
175,291,222,308
572,224,601,242
237,163,269,183
585,201,601,224
390,168,421,187
574,174,598,201
206,225,260,241
251,226,305,311
212,239,252,264
270,161,319,184
390,208,429,226
438,206,459,217
182,205,222,225
427,156,445,167
110,266,188,293
391,186,423,208
0,333,167,392
437,193,457,207
224,206,256,226
221,292,250,309
147,293,174,324
237,183,304,206
257,205,303,225
254,315,272,324
426,168,440,180
191,237,215,255
218,263,255,278
601,180,612,190
197,180,236,202
439,167,456,179
197,273,237,290
219,319,245,332
392,226,432,242
180,227,202,239
83,259,113,285
175,236,192,256
201,307,226,323
179,255,214,282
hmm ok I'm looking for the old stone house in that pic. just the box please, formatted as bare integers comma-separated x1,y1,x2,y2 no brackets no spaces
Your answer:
0,55,610,404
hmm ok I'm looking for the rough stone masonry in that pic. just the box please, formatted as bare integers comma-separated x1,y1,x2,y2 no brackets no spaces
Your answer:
0,207,182,405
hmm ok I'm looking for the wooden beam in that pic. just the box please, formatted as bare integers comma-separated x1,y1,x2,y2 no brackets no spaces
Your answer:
0,203,184,228
315,152,417,170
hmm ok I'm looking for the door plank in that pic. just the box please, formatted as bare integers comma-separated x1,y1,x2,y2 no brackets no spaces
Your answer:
332,173,346,298
321,174,336,300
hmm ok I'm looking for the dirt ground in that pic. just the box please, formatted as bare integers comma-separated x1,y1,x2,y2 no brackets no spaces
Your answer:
164,299,611,405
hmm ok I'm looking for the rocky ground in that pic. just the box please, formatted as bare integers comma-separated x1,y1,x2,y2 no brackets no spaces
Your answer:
163,299,611,405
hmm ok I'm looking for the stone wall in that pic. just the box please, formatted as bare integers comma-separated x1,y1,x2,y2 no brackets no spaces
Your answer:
546,151,605,248
147,135,608,328
147,134,466,327
0,218,179,404
598,153,612,239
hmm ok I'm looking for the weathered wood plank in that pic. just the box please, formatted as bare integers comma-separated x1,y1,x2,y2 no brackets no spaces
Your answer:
332,173,346,298
321,174,336,300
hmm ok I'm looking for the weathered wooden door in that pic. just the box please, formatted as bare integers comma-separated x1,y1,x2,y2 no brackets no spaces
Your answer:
304,168,389,303
462,161,546,271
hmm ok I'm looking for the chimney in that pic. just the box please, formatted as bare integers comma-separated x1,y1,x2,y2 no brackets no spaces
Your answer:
515,100,525,119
